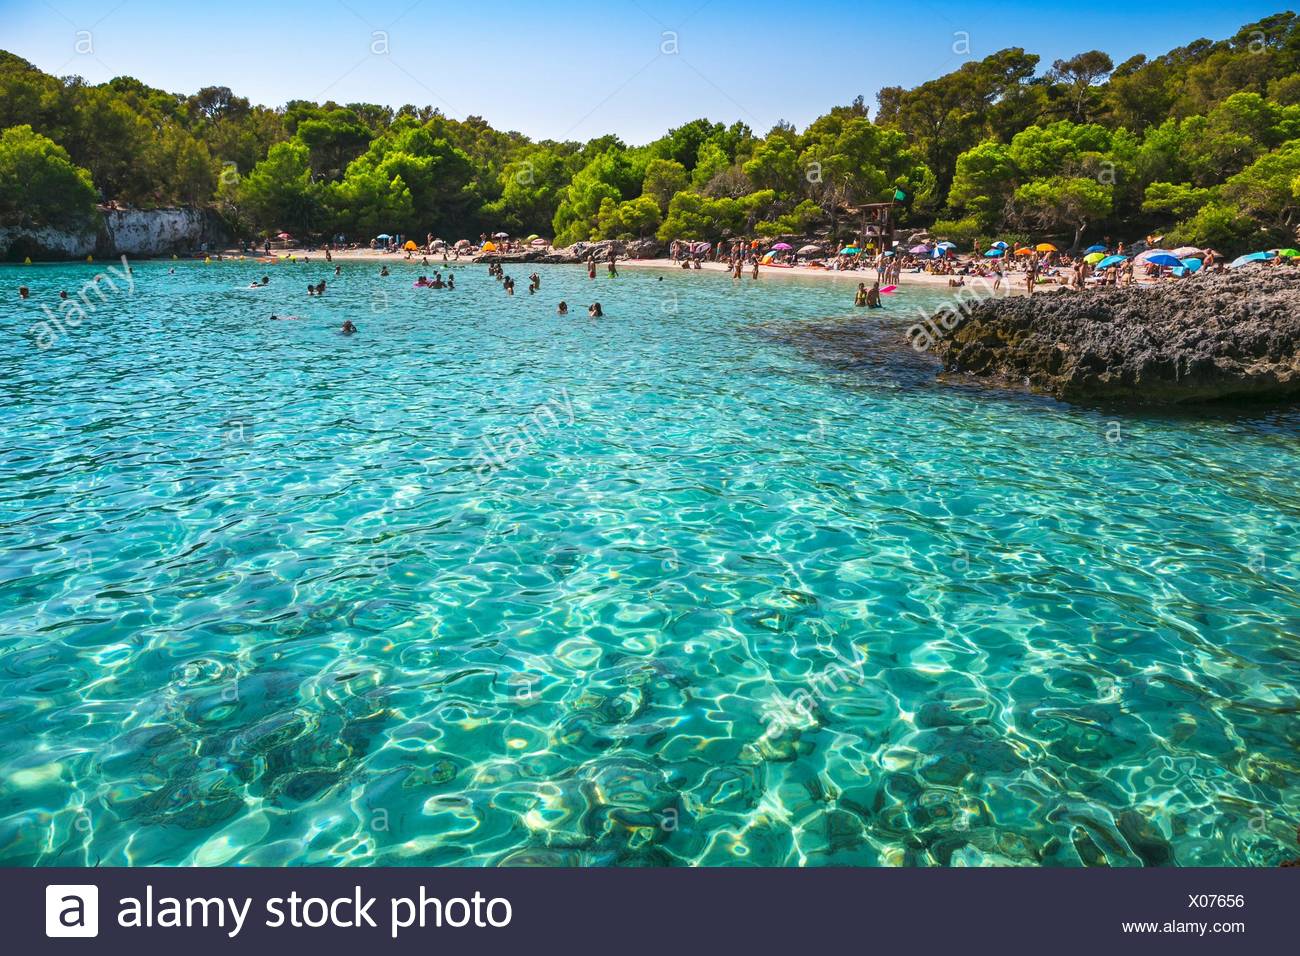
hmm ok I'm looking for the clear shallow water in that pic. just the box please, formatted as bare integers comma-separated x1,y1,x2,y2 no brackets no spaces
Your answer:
1,259,1298,867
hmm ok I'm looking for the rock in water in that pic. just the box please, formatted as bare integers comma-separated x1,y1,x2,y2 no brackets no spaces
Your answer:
924,268,1300,404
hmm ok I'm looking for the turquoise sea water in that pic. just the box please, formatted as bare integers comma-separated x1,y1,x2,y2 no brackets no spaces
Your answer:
1,259,1298,867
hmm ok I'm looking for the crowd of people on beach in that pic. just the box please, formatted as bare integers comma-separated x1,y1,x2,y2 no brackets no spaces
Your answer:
19,227,1297,337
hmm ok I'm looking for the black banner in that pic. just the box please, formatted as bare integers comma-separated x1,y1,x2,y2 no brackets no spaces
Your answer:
9,867,1290,953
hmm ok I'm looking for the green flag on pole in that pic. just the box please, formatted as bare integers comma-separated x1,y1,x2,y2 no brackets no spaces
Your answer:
893,188,907,202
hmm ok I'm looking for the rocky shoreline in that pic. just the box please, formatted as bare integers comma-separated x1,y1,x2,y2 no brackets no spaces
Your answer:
924,268,1300,405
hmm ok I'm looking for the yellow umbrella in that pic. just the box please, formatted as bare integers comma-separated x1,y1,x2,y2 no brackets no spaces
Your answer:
482,241,496,252
1035,242,1058,252
404,240,418,250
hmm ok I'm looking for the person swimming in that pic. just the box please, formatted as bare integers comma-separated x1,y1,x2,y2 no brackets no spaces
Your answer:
447,273,455,289
529,272,540,291
18,286,29,299
334,265,342,276
316,280,326,294
380,266,390,277
588,302,603,317
307,283,316,295
341,320,357,335
250,275,269,288
557,301,568,315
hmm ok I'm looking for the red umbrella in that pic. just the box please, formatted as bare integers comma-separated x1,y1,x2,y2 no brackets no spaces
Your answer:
276,232,292,240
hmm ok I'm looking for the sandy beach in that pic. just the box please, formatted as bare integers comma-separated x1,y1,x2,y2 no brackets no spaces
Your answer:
216,245,986,289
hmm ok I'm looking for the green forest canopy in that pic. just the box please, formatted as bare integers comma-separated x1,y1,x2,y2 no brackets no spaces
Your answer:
2,11,1300,253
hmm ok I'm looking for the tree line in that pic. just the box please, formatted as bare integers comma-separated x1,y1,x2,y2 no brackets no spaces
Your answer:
2,12,1299,253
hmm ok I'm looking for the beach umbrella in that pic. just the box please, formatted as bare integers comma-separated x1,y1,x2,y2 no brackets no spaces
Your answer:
1144,252,1185,268
1035,242,1058,252
1014,247,1036,256
983,249,1004,257
403,240,418,250
1180,257,1203,272
797,244,823,256
455,239,472,249
1230,251,1271,267
482,241,497,252
991,241,1009,249
530,237,548,246
525,234,540,241
375,233,391,240
1084,244,1107,254
493,232,509,238
771,242,793,251
839,246,861,255
1170,246,1203,258
276,231,293,240
1277,248,1300,257
936,241,957,250
1084,252,1106,264
1097,255,1128,269
760,252,775,264
909,244,930,254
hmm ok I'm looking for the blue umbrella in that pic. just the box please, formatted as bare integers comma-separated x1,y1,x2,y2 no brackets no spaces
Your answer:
1097,255,1127,269
1144,252,1184,268
991,241,1009,249
1084,244,1107,254
1230,251,1271,267
375,233,392,240
984,249,1004,257
1181,257,1203,272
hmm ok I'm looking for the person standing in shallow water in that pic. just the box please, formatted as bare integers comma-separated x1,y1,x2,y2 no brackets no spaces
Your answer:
854,282,867,307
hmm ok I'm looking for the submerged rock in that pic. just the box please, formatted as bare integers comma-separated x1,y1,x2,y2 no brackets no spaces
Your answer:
924,268,1300,404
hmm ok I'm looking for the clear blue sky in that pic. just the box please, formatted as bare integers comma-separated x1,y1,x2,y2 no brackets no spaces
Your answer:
1,0,1288,143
